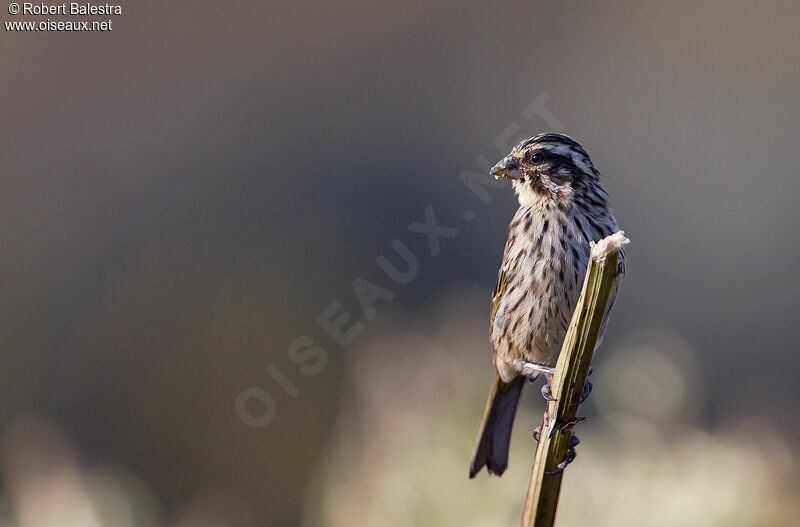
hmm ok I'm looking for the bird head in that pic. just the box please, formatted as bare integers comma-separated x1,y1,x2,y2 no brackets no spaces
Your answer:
490,133,602,207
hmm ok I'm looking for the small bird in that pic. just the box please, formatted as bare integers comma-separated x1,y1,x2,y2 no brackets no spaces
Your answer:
469,133,624,478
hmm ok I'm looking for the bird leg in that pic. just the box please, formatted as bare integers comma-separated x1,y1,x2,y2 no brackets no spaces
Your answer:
546,433,581,475
514,360,557,400
516,360,555,378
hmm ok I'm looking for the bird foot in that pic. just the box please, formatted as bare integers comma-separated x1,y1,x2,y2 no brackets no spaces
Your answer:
533,425,542,442
546,415,586,438
546,434,581,475
570,380,593,406
537,366,593,403
541,382,557,402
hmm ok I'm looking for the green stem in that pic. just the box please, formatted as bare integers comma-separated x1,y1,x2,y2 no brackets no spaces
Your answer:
520,232,628,527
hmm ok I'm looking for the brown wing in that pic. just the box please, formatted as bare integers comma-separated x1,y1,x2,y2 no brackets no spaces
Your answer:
489,235,514,334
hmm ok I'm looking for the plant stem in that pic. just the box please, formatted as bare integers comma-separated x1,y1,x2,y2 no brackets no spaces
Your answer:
520,231,629,527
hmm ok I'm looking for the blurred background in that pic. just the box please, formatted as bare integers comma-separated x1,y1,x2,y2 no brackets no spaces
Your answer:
1,1,799,525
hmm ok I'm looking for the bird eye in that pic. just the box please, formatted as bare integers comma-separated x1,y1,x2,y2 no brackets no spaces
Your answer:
531,153,544,163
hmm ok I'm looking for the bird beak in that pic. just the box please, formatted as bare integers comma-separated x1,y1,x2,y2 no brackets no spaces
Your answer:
490,155,523,179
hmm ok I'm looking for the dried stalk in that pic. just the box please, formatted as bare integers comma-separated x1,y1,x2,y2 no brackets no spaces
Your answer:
520,231,629,527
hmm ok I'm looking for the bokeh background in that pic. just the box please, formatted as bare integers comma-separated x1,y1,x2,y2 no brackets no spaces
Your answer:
2,1,800,525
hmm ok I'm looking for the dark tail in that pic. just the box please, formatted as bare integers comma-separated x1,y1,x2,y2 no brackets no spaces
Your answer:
469,374,526,478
